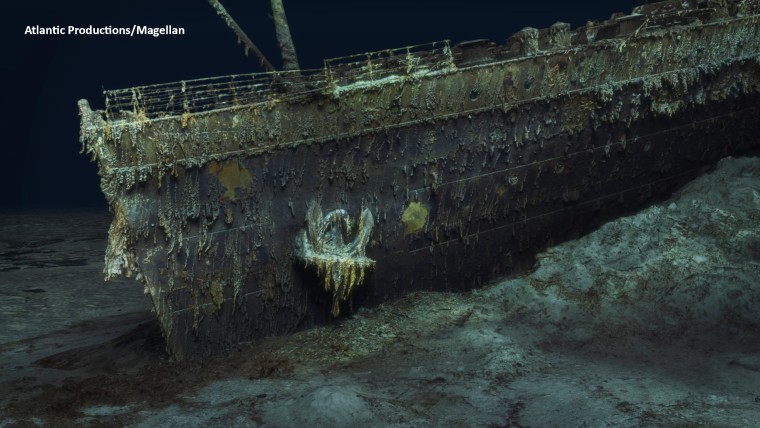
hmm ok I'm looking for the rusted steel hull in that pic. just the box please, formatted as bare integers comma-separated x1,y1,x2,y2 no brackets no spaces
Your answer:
80,0,760,358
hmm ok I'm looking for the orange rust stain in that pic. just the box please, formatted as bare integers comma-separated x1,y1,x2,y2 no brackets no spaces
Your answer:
209,160,253,201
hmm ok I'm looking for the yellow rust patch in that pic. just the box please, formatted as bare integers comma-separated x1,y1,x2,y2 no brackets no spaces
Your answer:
401,201,429,235
210,281,225,311
563,94,594,133
180,112,194,128
209,160,253,201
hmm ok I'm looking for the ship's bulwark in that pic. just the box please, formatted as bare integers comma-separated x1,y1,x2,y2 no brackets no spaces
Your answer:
79,0,760,358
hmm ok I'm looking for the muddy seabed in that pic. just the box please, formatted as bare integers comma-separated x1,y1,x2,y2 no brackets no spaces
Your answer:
2,156,760,427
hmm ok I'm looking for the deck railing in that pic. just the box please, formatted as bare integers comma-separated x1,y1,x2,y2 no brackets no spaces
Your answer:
103,41,453,119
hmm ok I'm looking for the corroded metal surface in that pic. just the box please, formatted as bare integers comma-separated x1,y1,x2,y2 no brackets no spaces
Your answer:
79,0,760,358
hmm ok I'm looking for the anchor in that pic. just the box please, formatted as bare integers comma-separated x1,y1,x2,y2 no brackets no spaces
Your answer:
295,202,375,316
